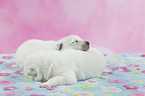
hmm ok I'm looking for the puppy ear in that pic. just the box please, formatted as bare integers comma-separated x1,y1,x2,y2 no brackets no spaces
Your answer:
57,43,63,51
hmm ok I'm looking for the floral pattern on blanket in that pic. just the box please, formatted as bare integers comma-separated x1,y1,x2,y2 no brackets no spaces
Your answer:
0,54,145,96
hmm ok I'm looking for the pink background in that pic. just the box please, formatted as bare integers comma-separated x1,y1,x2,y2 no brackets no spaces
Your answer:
0,0,145,54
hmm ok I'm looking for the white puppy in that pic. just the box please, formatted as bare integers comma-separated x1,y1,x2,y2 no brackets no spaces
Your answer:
22,48,106,88
15,35,89,68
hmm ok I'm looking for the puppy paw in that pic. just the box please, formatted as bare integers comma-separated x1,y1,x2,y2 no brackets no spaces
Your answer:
40,83,52,88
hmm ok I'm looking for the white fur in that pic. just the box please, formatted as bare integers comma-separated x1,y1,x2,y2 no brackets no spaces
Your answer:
22,48,106,88
15,35,89,68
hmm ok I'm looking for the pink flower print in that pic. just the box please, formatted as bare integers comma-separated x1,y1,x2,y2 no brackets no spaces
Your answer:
128,91,145,96
123,85,138,90
116,75,123,77
88,80,97,83
4,86,18,90
142,85,145,89
28,94,44,96
0,80,15,85
104,54,107,56
113,67,131,72
106,63,114,67
24,87,37,91
0,73,12,76
6,64,19,68
142,70,145,74
15,70,23,75
2,56,13,59
0,61,3,64
134,67,142,71
44,87,57,90
128,64,139,67
102,72,113,74
0,92,22,96
11,76,18,78
141,54,145,57
108,79,128,84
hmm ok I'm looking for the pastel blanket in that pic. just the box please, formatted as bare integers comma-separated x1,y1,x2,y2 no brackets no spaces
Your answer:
0,54,145,96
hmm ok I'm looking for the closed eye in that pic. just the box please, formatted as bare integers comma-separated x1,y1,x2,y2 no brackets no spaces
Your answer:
75,40,78,42
70,40,79,45
73,40,78,44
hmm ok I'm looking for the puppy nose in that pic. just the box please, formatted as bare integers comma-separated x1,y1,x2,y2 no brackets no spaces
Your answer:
85,41,89,45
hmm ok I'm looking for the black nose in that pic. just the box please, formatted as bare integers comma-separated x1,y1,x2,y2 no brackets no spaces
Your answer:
85,41,89,45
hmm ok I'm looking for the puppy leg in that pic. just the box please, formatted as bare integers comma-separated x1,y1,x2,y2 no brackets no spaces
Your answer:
40,71,77,88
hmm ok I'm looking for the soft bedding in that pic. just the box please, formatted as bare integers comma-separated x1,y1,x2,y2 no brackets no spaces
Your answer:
0,54,145,96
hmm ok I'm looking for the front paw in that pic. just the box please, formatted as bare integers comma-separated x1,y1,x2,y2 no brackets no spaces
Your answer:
40,83,52,88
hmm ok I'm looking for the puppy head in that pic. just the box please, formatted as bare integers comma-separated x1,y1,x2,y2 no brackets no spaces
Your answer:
25,68,46,82
57,35,89,51
23,66,43,82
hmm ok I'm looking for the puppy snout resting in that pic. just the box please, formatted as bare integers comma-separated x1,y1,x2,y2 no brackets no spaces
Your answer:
85,41,89,46
27,69,37,77
81,41,89,51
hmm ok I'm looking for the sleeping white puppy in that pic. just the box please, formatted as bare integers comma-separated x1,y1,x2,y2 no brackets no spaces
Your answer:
22,48,106,88
15,35,89,68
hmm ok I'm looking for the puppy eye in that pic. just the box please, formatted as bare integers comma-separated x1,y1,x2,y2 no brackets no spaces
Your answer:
70,40,79,45
75,40,78,43
72,40,78,44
